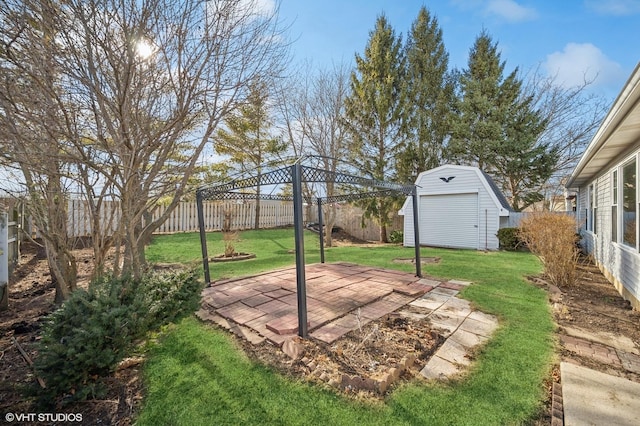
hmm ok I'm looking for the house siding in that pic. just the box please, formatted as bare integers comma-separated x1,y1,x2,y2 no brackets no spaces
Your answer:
577,149,640,308
402,166,506,250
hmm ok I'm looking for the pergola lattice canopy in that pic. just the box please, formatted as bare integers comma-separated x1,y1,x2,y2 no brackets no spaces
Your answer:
196,163,415,202
195,158,422,338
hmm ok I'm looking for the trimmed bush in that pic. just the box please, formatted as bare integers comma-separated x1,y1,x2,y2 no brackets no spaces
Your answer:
518,212,579,287
497,227,521,250
33,269,202,405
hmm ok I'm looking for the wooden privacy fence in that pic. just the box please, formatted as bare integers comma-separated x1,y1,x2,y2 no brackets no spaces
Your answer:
66,198,397,240
66,199,297,237
308,203,403,242
157,200,296,233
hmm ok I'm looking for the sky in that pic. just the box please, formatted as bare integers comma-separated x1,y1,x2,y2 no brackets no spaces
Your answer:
274,0,640,101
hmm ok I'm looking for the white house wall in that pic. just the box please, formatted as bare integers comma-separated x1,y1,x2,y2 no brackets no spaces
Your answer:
403,166,502,250
578,149,640,308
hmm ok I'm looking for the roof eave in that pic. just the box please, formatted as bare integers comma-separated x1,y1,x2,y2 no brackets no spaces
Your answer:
566,62,640,189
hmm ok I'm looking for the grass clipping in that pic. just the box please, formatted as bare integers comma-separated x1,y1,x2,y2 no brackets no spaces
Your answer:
518,212,580,287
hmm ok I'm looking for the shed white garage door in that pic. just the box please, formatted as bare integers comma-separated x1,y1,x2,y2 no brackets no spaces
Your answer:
419,193,478,249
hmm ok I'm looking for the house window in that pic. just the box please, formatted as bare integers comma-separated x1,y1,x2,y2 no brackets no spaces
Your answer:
612,170,618,242
622,159,636,248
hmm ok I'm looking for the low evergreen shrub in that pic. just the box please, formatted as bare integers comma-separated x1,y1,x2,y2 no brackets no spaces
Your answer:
389,230,403,244
496,227,521,250
33,268,202,405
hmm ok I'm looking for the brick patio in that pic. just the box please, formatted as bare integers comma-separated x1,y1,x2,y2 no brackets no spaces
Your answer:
197,262,443,345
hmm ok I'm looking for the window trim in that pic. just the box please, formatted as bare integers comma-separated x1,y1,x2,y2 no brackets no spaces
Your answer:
588,183,597,234
612,169,618,243
620,157,637,250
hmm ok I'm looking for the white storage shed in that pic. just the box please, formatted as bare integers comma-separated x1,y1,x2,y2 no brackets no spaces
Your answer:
399,165,512,250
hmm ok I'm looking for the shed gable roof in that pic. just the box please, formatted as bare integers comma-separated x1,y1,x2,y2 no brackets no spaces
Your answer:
400,164,512,215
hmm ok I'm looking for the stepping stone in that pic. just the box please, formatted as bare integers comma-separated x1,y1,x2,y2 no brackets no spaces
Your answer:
561,362,640,426
431,287,459,297
450,329,487,349
436,338,471,366
448,280,472,286
467,310,499,326
459,317,498,338
617,350,640,375
430,313,465,336
410,293,449,310
418,278,442,287
439,299,472,317
420,356,461,380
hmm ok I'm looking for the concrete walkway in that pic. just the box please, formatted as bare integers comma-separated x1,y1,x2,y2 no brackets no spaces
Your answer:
561,362,640,426
558,329,640,426
414,289,498,379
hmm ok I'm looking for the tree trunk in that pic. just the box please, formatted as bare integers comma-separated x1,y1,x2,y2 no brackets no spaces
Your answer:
324,203,337,247
45,239,78,304
43,178,78,303
255,172,261,230
122,216,147,279
379,224,388,243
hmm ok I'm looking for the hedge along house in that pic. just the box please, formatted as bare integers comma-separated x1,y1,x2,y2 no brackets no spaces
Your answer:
399,164,512,250
566,62,640,309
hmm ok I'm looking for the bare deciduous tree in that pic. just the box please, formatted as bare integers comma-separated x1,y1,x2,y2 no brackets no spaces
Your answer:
0,1,79,302
274,63,351,246
1,0,289,287
523,67,608,209
300,65,351,247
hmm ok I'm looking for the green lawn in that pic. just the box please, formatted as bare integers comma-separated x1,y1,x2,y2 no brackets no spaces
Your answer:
138,229,554,425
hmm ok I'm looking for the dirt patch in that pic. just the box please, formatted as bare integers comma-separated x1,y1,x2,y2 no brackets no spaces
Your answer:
210,252,256,262
238,313,444,397
528,255,640,424
534,256,640,378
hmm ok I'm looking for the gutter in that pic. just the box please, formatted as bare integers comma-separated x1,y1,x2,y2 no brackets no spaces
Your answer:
566,62,640,188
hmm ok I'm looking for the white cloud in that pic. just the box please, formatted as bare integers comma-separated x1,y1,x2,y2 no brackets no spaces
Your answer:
585,0,640,16
485,0,538,22
543,43,624,88
239,0,275,17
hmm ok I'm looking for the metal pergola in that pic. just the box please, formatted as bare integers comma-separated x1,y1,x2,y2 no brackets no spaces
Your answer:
196,160,422,338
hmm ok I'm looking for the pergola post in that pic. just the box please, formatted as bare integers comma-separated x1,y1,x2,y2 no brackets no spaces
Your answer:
291,163,308,338
197,191,211,284
317,197,325,264
411,186,422,277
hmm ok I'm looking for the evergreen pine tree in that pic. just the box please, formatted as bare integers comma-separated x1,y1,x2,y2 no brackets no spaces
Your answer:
343,14,406,242
397,6,455,183
448,30,514,170
449,31,556,211
494,94,558,211
216,79,286,228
